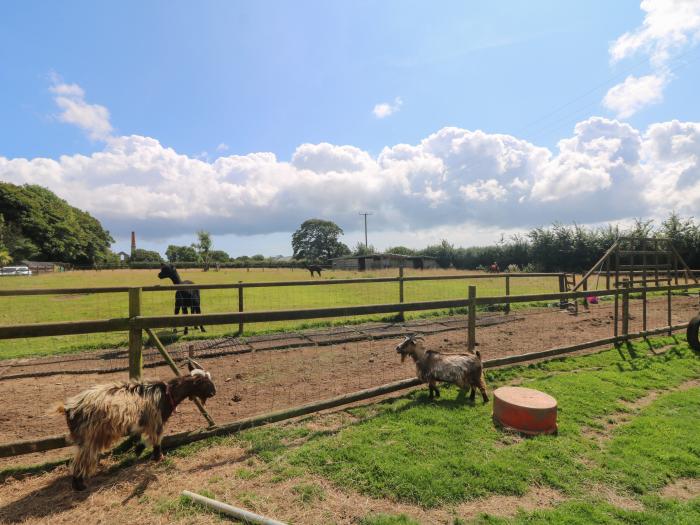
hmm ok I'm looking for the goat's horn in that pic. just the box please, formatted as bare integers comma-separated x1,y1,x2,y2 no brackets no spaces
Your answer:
187,357,204,371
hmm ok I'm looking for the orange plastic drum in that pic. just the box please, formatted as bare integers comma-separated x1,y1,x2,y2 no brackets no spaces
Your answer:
492,386,558,435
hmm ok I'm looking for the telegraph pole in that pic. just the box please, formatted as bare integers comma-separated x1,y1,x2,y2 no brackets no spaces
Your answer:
359,212,372,248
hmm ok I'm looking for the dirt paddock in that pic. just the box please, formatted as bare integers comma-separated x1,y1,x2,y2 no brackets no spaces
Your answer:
0,295,697,468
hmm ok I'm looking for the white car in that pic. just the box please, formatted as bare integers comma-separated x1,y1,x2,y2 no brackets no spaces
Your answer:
1,266,33,276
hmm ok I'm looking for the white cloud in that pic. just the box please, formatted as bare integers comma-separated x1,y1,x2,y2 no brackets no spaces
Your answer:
216,143,229,152
50,78,113,141
610,0,700,66
460,179,507,202
604,0,700,118
372,97,403,119
602,73,667,118
2,117,697,244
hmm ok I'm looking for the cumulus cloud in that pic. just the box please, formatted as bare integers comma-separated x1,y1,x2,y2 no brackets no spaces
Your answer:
50,79,113,141
372,97,403,119
1,117,697,242
604,0,700,118
602,73,667,118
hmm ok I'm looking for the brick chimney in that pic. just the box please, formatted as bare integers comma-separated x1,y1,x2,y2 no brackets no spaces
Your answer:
130,231,136,257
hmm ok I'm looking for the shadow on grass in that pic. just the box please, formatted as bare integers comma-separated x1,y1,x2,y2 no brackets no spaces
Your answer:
0,455,157,523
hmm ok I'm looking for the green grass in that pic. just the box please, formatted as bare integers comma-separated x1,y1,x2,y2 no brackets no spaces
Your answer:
472,498,700,524
151,335,696,524
0,267,563,359
277,336,699,515
4,335,699,524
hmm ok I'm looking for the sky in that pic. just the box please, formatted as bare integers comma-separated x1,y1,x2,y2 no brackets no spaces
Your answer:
1,0,699,257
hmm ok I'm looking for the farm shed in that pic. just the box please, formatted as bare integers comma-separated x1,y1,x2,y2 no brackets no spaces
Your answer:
330,253,438,271
20,260,70,273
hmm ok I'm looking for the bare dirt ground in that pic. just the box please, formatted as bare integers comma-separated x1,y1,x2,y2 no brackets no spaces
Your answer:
0,296,697,455
0,295,698,524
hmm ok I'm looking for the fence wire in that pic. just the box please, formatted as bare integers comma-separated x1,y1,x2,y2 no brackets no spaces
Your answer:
1,269,698,465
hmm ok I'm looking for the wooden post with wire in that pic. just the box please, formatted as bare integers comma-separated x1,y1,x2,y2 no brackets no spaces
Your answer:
621,280,630,340
145,328,215,427
468,285,476,352
505,275,510,314
128,287,143,380
237,281,244,336
667,285,673,336
398,266,405,321
613,287,619,343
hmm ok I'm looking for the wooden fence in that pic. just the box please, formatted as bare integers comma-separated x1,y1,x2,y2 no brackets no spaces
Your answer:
0,278,698,459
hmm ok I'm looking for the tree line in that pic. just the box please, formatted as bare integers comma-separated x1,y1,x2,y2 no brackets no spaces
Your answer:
396,214,700,272
0,182,114,266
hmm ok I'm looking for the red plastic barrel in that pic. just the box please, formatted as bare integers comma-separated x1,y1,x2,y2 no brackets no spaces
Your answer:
493,386,557,435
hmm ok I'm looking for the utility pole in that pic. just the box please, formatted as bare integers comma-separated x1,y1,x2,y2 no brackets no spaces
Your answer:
359,212,372,248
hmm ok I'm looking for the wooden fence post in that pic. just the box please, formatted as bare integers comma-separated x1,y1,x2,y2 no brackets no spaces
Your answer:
613,287,619,342
505,275,510,314
667,286,673,336
398,266,405,321
128,287,143,380
468,285,476,352
558,273,566,309
582,279,589,310
621,281,630,340
238,281,244,335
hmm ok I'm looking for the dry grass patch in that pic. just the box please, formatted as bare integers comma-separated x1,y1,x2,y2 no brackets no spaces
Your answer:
660,478,700,501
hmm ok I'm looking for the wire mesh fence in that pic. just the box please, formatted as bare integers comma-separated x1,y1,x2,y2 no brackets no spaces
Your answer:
0,271,698,464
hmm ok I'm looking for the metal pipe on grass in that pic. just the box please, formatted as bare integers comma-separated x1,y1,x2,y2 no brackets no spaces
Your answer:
181,490,288,525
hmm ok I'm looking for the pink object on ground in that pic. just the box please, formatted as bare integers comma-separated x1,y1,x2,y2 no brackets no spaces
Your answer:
493,386,558,435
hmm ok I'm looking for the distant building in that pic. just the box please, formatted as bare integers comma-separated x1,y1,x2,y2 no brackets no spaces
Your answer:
329,253,438,271
20,260,70,273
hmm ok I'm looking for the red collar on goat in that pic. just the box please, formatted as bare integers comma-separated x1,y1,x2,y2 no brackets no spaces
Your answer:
165,384,178,413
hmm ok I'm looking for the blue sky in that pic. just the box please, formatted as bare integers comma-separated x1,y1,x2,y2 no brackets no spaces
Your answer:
1,1,699,256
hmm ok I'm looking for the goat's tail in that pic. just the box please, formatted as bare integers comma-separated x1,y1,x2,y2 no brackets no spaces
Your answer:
51,402,66,416
475,350,482,361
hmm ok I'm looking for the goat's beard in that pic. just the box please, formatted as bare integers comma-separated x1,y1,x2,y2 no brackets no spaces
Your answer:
400,353,406,363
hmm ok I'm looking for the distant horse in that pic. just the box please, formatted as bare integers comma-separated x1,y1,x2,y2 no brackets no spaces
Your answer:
157,264,205,335
305,263,323,277
487,262,500,273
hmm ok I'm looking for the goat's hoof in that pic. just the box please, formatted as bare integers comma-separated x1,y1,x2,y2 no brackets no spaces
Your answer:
72,477,86,491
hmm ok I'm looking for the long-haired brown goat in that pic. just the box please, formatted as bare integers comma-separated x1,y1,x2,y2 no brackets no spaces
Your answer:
396,335,489,403
57,362,216,491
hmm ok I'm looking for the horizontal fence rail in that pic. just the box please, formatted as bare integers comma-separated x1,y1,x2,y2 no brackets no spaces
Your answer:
0,283,697,339
1,275,698,460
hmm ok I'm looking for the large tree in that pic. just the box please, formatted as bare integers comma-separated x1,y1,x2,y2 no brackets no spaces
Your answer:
130,248,163,262
291,219,350,263
166,244,199,263
0,182,114,264
192,230,212,270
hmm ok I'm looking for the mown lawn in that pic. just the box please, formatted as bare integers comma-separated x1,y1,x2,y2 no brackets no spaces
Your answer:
0,268,562,359
176,335,699,523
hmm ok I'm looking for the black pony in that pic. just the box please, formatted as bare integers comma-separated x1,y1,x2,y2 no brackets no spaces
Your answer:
304,263,323,277
157,263,205,335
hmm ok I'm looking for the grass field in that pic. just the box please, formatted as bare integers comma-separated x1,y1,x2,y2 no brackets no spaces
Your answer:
0,268,564,360
2,335,698,523
154,335,700,523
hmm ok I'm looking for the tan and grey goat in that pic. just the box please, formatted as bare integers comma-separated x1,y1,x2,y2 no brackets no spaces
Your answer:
396,335,489,402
